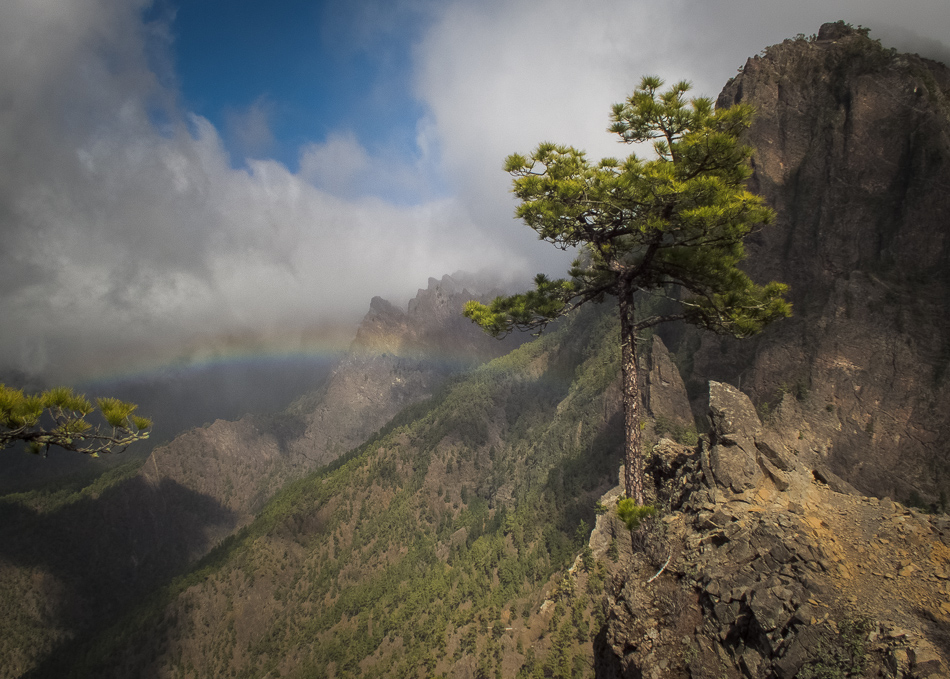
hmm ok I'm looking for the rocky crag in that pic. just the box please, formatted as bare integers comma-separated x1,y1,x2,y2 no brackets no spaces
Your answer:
284,272,526,469
593,381,950,678
676,22,950,506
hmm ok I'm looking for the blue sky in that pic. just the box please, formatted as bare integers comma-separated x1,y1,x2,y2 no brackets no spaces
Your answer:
1,0,949,380
149,0,432,194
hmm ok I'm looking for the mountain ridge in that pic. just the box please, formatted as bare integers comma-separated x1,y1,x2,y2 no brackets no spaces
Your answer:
0,272,526,678
5,22,950,679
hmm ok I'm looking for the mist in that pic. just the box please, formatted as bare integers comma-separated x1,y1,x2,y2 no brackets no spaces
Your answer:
1,0,947,385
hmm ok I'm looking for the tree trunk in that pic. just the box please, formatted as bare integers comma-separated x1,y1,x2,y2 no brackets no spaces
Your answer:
617,277,645,505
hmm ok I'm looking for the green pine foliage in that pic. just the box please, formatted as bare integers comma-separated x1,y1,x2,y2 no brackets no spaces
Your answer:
0,384,151,456
465,76,790,341
615,498,657,531
45,305,625,678
465,76,790,505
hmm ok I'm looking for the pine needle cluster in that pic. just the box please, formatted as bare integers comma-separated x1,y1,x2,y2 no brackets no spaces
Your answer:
0,384,151,456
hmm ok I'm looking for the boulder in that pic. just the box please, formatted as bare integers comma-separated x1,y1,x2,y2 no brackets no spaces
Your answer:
708,381,762,444
706,382,765,493
647,335,693,432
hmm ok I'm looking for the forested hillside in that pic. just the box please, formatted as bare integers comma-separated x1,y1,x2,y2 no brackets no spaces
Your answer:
30,304,653,678
5,22,950,679
0,273,525,678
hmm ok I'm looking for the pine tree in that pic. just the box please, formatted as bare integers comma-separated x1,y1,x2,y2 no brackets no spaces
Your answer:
0,384,151,456
465,76,790,504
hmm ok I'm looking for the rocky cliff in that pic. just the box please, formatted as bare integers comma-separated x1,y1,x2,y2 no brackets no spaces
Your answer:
678,22,950,506
594,381,950,679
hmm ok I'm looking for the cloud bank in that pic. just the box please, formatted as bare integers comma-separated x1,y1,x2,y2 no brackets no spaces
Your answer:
1,0,947,381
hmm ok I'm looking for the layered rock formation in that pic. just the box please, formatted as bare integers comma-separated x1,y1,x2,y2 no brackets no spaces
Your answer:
647,335,695,436
680,23,950,505
594,381,950,678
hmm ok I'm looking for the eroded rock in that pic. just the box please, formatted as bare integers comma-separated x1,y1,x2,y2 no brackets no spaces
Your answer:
596,375,950,678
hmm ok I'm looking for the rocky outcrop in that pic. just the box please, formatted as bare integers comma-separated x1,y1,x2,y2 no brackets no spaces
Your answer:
647,336,694,435
595,381,950,678
680,23,950,505
285,273,526,468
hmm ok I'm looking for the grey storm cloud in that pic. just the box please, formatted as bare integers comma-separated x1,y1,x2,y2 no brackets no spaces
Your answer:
1,0,947,381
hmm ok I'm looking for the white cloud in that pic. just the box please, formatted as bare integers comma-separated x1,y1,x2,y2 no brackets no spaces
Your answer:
0,0,509,380
298,131,372,196
0,0,947,381
225,97,277,159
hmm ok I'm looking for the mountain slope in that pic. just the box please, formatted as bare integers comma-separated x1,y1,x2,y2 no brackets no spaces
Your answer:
0,273,526,678
38,305,657,678
677,22,950,505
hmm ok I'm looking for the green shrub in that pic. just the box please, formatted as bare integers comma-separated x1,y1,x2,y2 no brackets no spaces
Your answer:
616,499,656,531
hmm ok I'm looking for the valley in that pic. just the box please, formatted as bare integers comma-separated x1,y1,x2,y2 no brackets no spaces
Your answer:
2,22,950,679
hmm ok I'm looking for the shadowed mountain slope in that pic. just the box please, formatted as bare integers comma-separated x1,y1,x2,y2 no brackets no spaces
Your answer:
0,272,527,678
33,304,636,678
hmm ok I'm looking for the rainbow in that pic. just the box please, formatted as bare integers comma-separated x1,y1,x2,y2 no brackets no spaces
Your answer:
68,322,357,390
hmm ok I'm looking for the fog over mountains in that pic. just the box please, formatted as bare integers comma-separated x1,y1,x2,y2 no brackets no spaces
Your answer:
3,14,950,679
1,1,949,383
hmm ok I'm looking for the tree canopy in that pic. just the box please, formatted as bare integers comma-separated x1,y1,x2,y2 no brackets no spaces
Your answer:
1,383,152,457
465,76,790,504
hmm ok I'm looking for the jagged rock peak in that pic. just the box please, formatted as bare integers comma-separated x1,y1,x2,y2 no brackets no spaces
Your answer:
367,295,404,318
353,271,514,358
817,20,869,41
692,23,950,504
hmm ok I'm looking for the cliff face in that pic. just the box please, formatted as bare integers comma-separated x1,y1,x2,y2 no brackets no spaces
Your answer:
684,23,950,504
596,27,950,676
595,382,950,679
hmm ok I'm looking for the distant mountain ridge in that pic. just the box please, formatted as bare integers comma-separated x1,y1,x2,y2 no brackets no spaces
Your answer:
283,273,529,471
5,22,950,679
138,272,526,540
0,271,526,678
